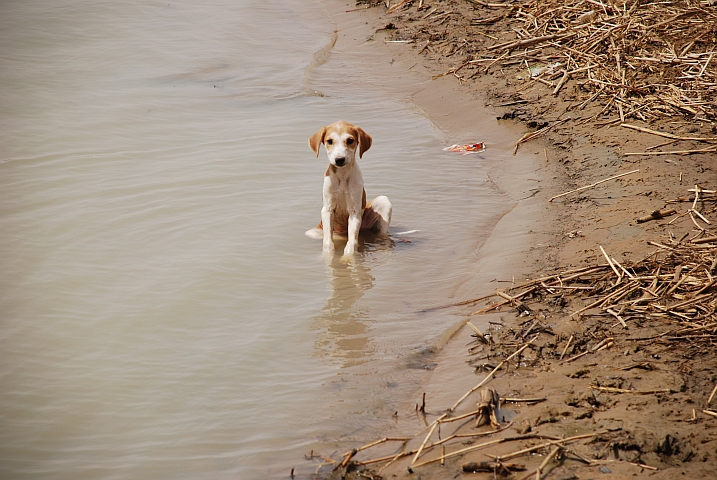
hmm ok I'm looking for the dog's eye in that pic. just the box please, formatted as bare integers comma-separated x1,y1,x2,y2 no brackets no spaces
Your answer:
346,138,354,145
326,139,333,145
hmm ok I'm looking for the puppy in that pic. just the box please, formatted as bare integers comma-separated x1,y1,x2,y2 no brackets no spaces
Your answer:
306,121,392,256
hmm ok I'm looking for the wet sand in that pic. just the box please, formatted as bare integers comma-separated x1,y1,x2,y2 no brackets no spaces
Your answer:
308,2,717,479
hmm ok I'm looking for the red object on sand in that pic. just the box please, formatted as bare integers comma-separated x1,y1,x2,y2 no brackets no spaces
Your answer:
443,142,486,154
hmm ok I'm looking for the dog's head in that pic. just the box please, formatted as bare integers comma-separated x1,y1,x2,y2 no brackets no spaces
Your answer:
308,121,372,168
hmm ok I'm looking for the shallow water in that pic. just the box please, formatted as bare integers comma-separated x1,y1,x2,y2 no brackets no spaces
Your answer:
0,1,522,478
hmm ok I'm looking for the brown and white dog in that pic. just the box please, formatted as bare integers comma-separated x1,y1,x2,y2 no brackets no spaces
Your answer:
306,121,392,256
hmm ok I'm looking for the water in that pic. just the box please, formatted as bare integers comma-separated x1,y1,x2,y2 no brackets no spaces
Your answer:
0,1,522,478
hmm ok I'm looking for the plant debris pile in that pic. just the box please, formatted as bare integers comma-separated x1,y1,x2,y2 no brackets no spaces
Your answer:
380,0,717,125
474,226,716,355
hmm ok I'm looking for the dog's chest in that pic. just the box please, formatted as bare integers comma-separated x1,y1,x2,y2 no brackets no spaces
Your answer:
323,170,367,234
330,198,351,234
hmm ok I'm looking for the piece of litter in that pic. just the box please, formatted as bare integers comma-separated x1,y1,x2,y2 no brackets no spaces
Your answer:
443,143,486,155
395,229,420,235
529,62,561,78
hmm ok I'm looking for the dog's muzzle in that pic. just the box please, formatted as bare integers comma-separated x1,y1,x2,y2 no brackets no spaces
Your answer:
334,157,346,167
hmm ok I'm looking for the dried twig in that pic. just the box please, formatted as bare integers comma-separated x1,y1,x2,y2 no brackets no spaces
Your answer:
707,383,717,406
518,446,561,480
624,145,717,156
549,169,640,202
621,123,717,142
513,119,569,155
451,337,538,412
636,209,677,223
491,432,604,462
589,385,673,395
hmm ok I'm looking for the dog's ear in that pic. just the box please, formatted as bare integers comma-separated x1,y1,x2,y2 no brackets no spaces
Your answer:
356,127,372,158
308,127,327,158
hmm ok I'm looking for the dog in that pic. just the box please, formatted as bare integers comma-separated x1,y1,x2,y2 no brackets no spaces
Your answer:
306,121,392,256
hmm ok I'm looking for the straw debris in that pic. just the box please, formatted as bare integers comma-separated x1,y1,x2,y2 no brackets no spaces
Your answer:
377,0,717,126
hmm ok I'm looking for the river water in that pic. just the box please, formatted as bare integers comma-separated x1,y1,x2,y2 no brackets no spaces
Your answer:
0,1,525,478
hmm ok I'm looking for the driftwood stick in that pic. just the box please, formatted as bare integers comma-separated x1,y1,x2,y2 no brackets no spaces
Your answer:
450,338,537,412
493,432,602,462
636,209,677,223
412,434,558,471
628,461,658,471
621,123,717,142
463,461,526,473
562,337,614,363
514,119,569,155
488,33,575,52
357,449,417,466
508,266,605,296
466,0,515,7
624,145,717,156
471,299,509,315
471,287,537,315
564,446,596,465
691,236,717,244
562,350,590,363
560,335,574,360
421,292,498,312
440,409,481,423
355,437,412,453
411,413,447,465
611,257,636,280
517,446,562,480
691,208,711,225
571,295,608,318
483,50,509,73
467,321,490,344
589,385,672,395
496,290,532,315
607,308,628,329
409,437,506,470
553,69,570,95
707,382,717,406
502,397,547,403
600,245,622,281
549,170,639,202
385,0,411,14
336,449,357,470
376,451,409,474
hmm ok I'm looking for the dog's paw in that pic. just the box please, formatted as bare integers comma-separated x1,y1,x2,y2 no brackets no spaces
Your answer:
339,253,357,265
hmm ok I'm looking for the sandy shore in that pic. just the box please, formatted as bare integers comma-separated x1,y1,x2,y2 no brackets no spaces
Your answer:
311,1,717,479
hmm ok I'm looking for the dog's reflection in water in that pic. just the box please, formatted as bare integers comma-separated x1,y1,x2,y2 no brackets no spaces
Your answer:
311,235,393,367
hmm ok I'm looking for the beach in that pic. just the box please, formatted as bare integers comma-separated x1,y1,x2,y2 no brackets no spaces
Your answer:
313,1,717,479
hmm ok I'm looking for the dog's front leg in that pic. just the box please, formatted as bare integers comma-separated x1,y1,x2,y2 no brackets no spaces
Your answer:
321,205,334,253
321,177,336,254
344,210,361,256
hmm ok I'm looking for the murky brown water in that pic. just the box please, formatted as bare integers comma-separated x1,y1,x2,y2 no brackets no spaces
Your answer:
0,1,532,478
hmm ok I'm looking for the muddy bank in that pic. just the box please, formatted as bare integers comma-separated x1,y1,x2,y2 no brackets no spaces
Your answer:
304,1,717,479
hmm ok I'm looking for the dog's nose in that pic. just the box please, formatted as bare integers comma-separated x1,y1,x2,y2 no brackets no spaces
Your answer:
335,157,346,166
